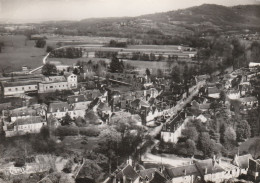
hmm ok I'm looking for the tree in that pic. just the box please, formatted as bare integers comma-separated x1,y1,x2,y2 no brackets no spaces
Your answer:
197,132,215,158
35,38,46,48
236,120,251,142
110,55,123,73
171,65,181,83
98,127,121,174
85,110,99,124
61,113,72,126
249,139,260,158
223,126,236,151
42,63,57,76
40,126,50,139
219,90,226,103
145,68,151,77
46,46,54,53
157,68,163,78
185,139,196,156
75,116,87,127
182,127,199,142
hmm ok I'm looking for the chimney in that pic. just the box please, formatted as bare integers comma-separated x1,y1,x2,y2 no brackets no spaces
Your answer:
183,169,187,176
127,157,133,167
204,168,208,175
213,155,216,167
123,175,126,183
218,158,221,165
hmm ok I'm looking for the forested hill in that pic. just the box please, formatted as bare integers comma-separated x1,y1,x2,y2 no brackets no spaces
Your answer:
51,4,260,39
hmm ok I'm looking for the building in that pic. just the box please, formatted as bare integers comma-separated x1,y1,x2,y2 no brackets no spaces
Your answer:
163,164,200,183
160,112,188,143
0,81,38,97
4,116,47,137
38,73,77,93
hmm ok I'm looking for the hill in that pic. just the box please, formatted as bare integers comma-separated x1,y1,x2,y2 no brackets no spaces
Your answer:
49,4,260,39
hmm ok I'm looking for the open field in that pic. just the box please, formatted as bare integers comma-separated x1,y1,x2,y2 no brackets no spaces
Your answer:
62,136,100,153
0,35,45,72
45,34,127,47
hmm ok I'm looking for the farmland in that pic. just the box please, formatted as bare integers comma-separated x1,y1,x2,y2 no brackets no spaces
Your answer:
0,35,45,72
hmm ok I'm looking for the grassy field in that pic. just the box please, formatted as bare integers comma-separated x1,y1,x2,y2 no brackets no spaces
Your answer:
61,136,100,153
0,35,45,72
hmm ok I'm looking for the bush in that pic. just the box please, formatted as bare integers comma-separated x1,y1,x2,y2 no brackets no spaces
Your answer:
55,126,78,136
63,159,74,173
14,158,25,167
79,127,100,137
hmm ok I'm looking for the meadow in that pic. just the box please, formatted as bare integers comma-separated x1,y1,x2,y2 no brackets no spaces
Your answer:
0,35,45,72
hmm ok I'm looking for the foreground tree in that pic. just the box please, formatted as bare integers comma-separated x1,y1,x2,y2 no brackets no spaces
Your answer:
61,113,72,126
97,127,121,174
236,120,251,142
42,63,57,76
35,38,46,48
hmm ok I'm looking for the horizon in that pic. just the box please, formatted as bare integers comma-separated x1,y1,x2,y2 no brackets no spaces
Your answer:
0,0,260,24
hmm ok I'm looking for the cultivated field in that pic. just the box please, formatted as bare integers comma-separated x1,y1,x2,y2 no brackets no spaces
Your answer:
0,35,45,72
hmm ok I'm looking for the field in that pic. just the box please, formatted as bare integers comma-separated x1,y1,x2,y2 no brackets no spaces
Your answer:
45,34,127,47
0,35,45,72
61,136,100,154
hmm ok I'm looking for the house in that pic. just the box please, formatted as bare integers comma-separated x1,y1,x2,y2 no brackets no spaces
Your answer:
163,163,199,183
161,112,188,143
0,81,38,97
195,158,226,183
207,86,220,99
139,168,167,183
47,101,86,120
38,73,77,93
96,102,111,122
4,116,47,137
227,89,240,100
9,107,39,122
104,164,140,183
196,114,208,123
249,62,260,71
248,159,260,180
47,102,71,119
238,96,258,107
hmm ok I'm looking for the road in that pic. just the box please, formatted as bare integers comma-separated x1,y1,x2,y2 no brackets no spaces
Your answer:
141,80,205,167
29,52,50,74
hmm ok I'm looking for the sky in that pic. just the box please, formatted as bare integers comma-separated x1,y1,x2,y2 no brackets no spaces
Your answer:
0,0,259,23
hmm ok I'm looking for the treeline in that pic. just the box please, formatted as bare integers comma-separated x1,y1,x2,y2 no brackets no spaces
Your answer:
107,40,127,48
50,47,83,58
95,51,117,58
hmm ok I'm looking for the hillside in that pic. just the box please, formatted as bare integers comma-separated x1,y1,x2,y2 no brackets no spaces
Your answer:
52,4,260,39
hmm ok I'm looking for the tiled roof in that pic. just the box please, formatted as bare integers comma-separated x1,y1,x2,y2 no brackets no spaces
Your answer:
48,102,71,113
164,164,199,178
15,116,46,125
42,76,66,83
67,95,86,103
208,87,220,94
1,81,38,87
131,99,150,108
150,171,167,183
97,102,110,111
195,159,225,175
10,108,37,117
238,97,258,103
116,165,139,182
233,154,253,169
139,168,157,180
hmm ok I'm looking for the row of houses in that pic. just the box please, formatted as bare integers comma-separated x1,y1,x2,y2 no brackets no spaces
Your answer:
0,73,77,97
104,154,259,183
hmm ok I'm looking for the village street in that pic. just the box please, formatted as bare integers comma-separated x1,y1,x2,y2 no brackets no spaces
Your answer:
141,80,205,167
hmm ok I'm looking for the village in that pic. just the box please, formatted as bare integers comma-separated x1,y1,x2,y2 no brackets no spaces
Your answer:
0,41,260,183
